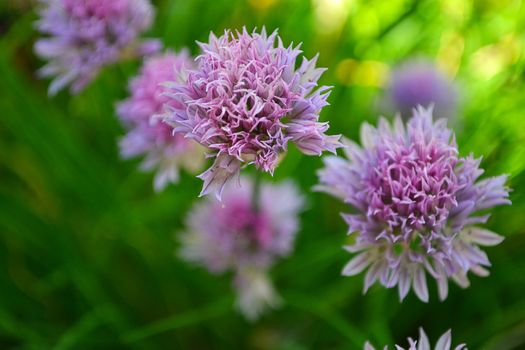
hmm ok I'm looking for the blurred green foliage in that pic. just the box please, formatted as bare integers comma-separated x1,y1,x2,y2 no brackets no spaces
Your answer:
1,0,525,349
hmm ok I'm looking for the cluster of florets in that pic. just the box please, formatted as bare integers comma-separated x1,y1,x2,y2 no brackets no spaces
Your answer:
179,176,304,319
382,58,458,120
365,328,466,350
317,106,510,301
35,0,160,94
117,50,204,191
163,28,341,199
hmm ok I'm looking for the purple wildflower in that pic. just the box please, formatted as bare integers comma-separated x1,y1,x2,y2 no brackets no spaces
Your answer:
34,0,161,95
383,58,458,120
317,106,510,302
117,50,205,191
163,28,341,200
365,328,466,350
179,176,304,319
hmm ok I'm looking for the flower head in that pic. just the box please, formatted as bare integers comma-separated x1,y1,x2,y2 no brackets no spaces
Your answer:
383,58,458,120
179,176,304,319
164,28,341,199
365,328,466,350
35,0,161,95
317,106,510,302
117,50,205,191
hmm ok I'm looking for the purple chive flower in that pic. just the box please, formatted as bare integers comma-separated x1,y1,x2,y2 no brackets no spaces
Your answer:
383,58,458,120
35,0,161,95
163,28,341,199
179,176,304,319
365,328,466,350
317,106,510,302
117,50,205,191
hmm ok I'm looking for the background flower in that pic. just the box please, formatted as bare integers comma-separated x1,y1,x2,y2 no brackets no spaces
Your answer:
164,28,341,199
35,0,160,95
179,176,304,319
117,50,205,191
317,106,510,302
380,58,459,120
365,328,466,350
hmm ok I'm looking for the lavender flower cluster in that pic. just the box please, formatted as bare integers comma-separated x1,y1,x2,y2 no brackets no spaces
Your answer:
35,0,161,95
179,176,304,319
381,59,459,121
317,106,510,302
117,50,205,191
365,328,466,350
34,0,512,342
163,28,341,199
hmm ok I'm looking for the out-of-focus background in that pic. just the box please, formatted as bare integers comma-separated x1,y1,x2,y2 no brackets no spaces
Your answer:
1,0,525,349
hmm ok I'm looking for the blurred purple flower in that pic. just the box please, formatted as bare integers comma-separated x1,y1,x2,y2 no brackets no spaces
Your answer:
35,0,161,95
179,176,304,319
383,59,458,120
365,328,466,350
317,106,510,302
163,28,341,200
117,50,205,191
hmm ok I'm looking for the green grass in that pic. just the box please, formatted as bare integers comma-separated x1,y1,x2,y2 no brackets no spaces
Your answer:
1,0,525,348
